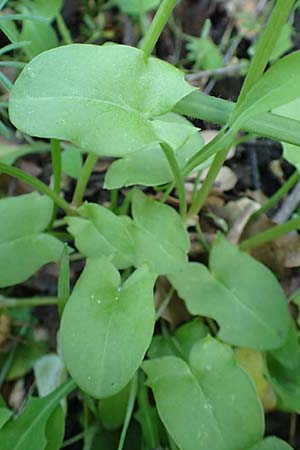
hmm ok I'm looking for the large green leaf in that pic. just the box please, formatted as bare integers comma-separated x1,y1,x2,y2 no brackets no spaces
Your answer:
115,0,160,14
232,51,300,127
60,257,156,398
131,189,190,274
20,0,63,19
0,193,65,287
0,380,74,450
104,113,204,189
143,337,264,450
169,236,290,350
273,99,300,169
67,203,135,269
248,437,294,450
9,44,194,157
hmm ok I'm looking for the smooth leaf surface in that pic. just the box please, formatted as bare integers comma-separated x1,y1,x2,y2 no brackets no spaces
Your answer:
21,21,58,59
248,437,294,450
169,236,290,349
232,51,300,126
131,189,190,274
67,203,135,269
61,146,82,179
0,233,65,287
105,114,204,189
9,44,194,157
0,140,49,165
21,0,63,19
60,257,156,398
0,192,52,242
143,338,264,450
0,191,64,288
0,380,74,450
34,354,66,398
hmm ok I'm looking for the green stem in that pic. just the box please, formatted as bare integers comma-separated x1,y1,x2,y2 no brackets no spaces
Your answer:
72,154,98,206
187,148,228,217
0,296,58,309
236,0,296,108
240,217,300,251
50,138,62,224
155,288,174,321
0,162,76,216
56,12,73,45
117,373,138,450
61,432,84,449
174,90,300,148
139,0,177,57
250,170,300,223
161,143,186,218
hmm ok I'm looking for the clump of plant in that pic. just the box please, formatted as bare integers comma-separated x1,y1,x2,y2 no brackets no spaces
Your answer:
1,0,300,449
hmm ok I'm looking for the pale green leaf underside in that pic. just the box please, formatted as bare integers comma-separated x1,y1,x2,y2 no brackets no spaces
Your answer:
169,236,289,350
104,114,204,189
143,338,264,450
232,51,300,126
9,44,194,157
60,257,156,398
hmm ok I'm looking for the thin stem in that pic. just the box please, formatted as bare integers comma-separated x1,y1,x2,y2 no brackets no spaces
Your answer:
50,139,62,224
250,170,300,223
117,373,138,450
0,324,27,388
156,288,174,321
161,143,186,218
187,148,228,217
139,0,177,57
236,0,296,108
61,432,84,449
72,154,98,206
240,217,300,251
174,90,300,148
0,296,58,309
56,13,73,45
0,162,76,216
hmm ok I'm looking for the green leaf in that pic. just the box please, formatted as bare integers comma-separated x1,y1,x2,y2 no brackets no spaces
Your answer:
0,193,65,287
174,318,209,359
67,202,135,269
0,328,47,380
20,21,58,59
232,51,300,127
0,379,74,450
131,189,190,274
248,437,294,450
45,406,65,450
187,36,223,71
61,145,83,179
143,337,264,450
0,234,65,288
104,114,204,189
0,192,52,241
266,353,300,413
0,140,49,165
99,382,131,430
273,98,300,170
169,236,290,350
60,257,156,398
114,0,160,14
0,398,11,430
9,44,194,157
23,0,63,19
